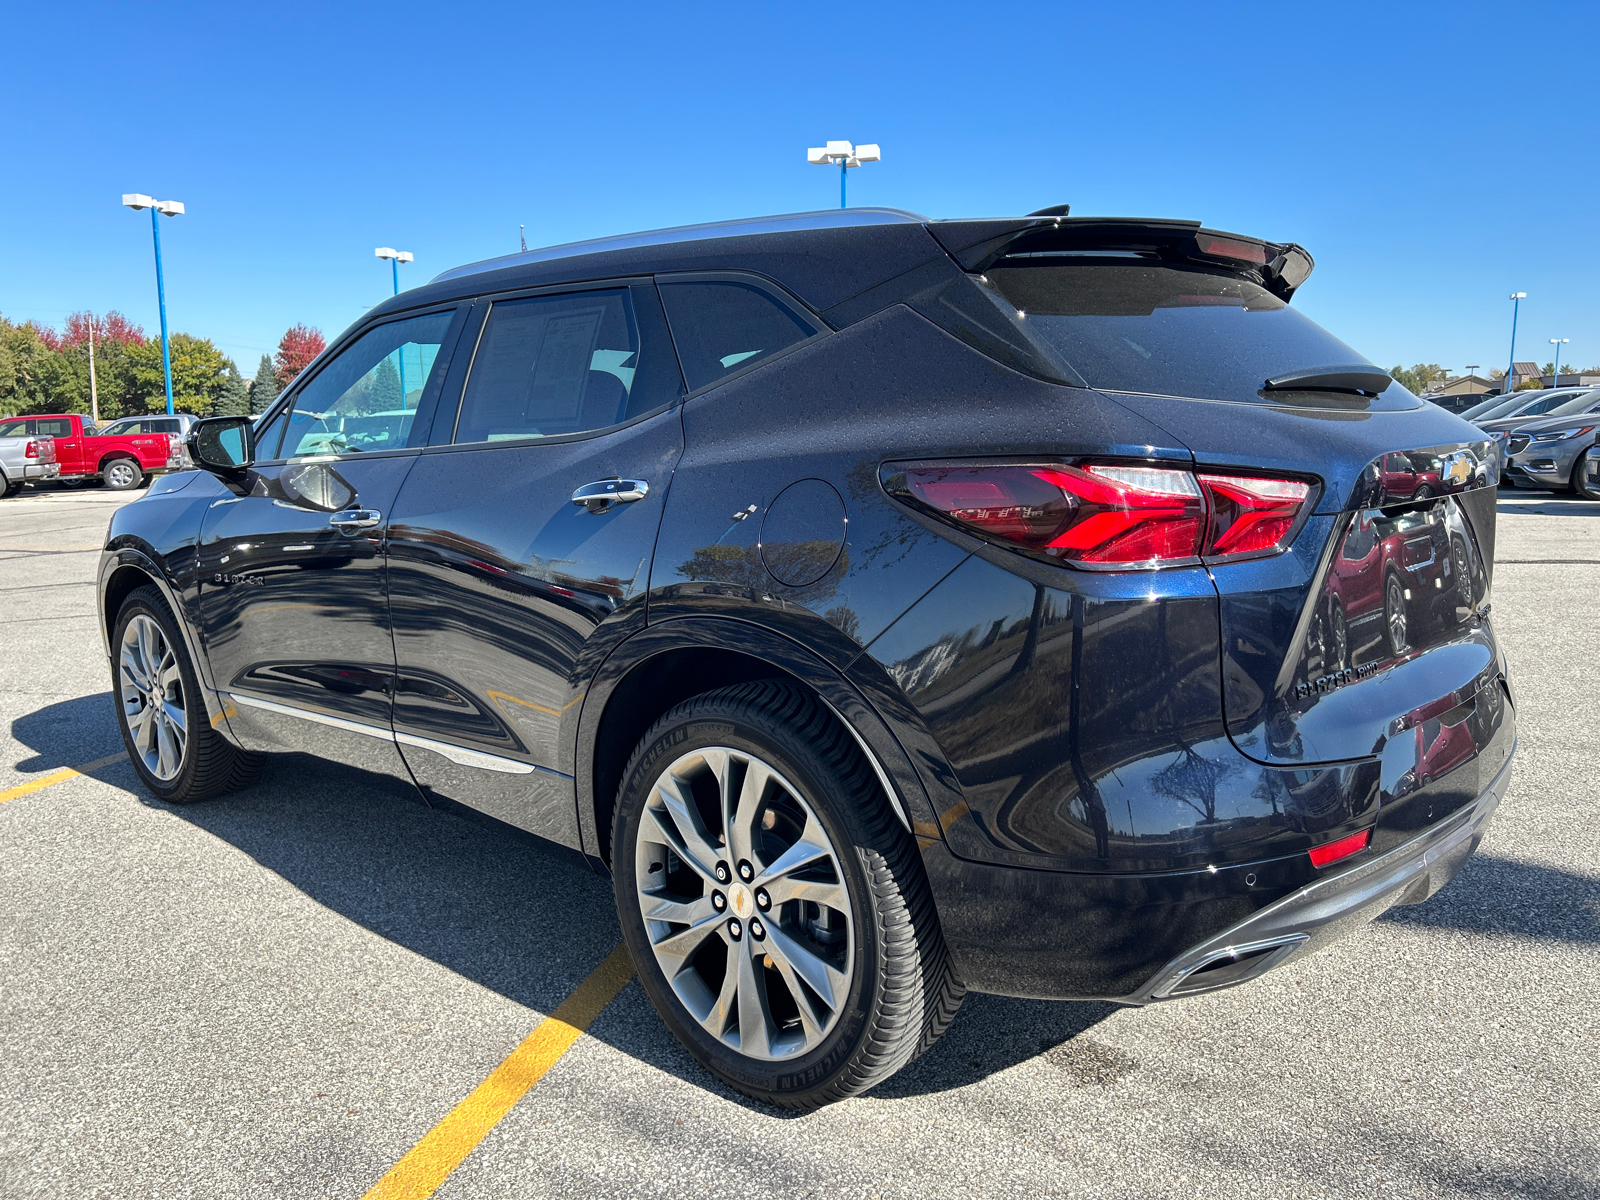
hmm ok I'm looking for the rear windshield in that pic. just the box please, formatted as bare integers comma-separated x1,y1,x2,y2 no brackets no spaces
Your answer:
983,257,1380,402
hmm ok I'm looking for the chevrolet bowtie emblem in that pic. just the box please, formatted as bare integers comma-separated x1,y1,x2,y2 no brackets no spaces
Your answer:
1442,451,1476,488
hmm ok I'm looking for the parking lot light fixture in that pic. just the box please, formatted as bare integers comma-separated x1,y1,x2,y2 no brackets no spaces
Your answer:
375,247,414,296
806,141,881,208
1506,292,1526,393
1550,338,1569,387
121,193,185,415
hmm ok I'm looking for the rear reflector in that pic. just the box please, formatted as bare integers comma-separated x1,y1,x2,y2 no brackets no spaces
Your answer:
1308,828,1371,869
895,461,1312,569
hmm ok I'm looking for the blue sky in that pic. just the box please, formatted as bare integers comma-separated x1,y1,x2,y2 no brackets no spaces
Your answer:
3,0,1596,376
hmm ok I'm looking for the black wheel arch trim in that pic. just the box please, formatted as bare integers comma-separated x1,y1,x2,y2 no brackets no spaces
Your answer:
573,615,944,871
97,543,243,746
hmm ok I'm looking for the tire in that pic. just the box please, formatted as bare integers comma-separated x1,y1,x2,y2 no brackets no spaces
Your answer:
612,680,962,1110
1383,572,1409,657
111,585,262,803
1571,457,1600,501
1329,601,1349,671
0,471,10,500
103,458,143,490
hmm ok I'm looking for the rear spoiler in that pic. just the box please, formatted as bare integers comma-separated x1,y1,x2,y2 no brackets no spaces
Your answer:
925,216,1315,301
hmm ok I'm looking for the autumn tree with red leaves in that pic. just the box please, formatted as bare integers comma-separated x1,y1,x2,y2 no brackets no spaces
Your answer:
275,324,326,387
58,311,147,350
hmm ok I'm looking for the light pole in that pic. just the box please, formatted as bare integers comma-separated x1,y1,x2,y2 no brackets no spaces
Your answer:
1506,292,1526,393
806,141,881,208
122,194,185,415
1549,338,1569,388
375,248,415,405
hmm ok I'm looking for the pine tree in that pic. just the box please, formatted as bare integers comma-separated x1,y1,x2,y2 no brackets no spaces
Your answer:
215,359,250,416
369,356,402,412
250,354,279,415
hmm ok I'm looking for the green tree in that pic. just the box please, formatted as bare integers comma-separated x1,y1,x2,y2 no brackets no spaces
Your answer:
215,359,250,416
1388,363,1450,395
0,315,54,414
368,356,401,412
250,354,279,415
127,333,231,415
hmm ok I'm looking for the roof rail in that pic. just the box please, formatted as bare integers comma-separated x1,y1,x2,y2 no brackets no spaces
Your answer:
431,207,929,283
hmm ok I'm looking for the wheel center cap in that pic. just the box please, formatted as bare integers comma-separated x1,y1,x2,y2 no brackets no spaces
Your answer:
729,883,754,919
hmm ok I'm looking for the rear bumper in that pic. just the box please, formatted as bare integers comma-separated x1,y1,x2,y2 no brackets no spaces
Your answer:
1125,742,1514,1003
22,463,60,481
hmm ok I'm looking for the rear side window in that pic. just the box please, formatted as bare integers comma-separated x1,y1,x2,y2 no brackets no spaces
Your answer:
453,286,681,444
658,280,818,392
0,420,31,437
273,311,456,459
983,258,1375,402
35,418,73,437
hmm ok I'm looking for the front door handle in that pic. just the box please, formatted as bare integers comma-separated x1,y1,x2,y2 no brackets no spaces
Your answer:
330,508,382,529
571,479,649,512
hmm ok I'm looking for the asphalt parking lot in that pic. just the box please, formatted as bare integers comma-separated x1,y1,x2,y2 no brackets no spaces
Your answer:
1,483,1596,1200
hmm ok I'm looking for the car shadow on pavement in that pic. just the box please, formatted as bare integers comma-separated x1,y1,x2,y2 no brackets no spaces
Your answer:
11,692,125,773
11,697,1122,1104
1378,853,1600,945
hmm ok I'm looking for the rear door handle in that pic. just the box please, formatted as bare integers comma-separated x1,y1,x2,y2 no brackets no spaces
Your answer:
571,479,649,511
330,508,382,529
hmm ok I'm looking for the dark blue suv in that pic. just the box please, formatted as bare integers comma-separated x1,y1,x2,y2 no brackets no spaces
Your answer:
99,207,1515,1109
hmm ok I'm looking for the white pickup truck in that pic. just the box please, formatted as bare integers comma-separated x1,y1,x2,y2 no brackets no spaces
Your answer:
0,430,59,498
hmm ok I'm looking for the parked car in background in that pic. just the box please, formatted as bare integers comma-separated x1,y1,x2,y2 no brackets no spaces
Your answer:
0,413,187,489
0,431,58,497
1482,390,1600,475
95,414,199,440
1502,411,1600,494
1458,393,1527,422
99,207,1514,1109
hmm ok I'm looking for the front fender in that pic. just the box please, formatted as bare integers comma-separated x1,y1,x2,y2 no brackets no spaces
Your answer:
98,543,242,746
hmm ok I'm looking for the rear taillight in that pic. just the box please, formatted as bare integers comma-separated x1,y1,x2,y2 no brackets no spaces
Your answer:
891,461,1313,569
25,440,40,458
1308,828,1371,869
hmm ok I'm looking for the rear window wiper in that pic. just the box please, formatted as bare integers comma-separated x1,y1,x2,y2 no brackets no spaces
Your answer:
1263,365,1392,396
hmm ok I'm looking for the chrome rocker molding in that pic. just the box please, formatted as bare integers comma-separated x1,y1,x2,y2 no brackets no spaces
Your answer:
1127,745,1517,1004
226,693,550,777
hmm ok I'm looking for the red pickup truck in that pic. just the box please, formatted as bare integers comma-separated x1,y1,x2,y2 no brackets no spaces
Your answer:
0,412,191,490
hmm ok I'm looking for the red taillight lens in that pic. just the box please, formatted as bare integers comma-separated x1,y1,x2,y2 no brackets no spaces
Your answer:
903,463,1205,566
897,461,1311,569
1308,828,1371,868
1199,473,1312,558
25,440,39,458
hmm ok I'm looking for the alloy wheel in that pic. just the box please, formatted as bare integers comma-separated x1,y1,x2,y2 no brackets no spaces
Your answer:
633,746,854,1062
1385,576,1409,656
107,462,137,489
118,613,188,781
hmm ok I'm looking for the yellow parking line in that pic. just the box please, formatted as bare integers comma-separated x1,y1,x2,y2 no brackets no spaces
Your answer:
0,752,127,804
361,942,636,1200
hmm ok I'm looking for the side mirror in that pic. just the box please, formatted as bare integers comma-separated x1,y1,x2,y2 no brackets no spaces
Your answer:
187,415,255,475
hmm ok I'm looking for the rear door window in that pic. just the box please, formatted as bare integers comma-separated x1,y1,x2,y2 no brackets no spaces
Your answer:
0,420,31,437
452,285,681,444
657,279,819,392
35,418,74,437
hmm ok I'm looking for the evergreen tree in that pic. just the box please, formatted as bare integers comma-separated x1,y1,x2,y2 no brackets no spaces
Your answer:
215,359,250,416
250,354,279,415
369,356,402,412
